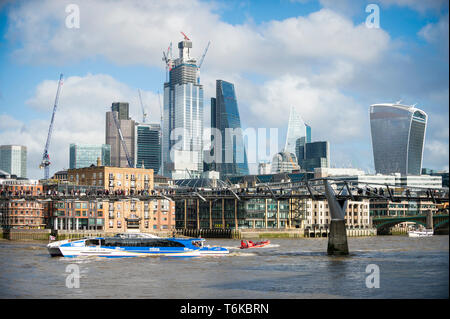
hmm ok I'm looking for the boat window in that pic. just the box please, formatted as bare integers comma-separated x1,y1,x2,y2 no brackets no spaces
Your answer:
85,239,100,246
102,238,185,247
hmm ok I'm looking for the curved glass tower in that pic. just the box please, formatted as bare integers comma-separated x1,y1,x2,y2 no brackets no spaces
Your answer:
370,103,427,175
211,80,249,179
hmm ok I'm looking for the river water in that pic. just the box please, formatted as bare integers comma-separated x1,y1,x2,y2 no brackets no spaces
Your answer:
0,236,448,299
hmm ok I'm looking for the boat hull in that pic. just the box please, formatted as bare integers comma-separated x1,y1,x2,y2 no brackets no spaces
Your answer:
408,230,433,238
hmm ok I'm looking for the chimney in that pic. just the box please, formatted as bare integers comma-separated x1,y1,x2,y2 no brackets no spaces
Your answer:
97,157,102,166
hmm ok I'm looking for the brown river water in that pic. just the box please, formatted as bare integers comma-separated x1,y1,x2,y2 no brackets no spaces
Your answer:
0,235,448,298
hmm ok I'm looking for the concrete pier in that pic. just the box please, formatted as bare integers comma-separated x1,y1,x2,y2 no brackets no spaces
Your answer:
324,180,349,256
327,220,349,255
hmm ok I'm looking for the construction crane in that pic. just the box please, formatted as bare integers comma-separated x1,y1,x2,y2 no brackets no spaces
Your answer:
157,90,163,126
196,40,211,84
138,89,147,123
111,107,134,168
181,31,190,41
198,40,211,69
162,43,173,81
39,73,63,180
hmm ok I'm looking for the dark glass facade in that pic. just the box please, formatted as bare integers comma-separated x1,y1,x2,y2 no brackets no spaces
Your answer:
210,80,249,179
297,141,329,172
136,124,161,174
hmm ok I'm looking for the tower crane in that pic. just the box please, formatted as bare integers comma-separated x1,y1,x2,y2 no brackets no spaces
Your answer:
39,73,63,180
111,106,134,168
181,31,190,41
157,90,163,126
138,89,147,123
198,40,211,69
196,40,211,84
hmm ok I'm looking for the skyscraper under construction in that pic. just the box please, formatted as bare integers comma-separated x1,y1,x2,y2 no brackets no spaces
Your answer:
161,35,204,179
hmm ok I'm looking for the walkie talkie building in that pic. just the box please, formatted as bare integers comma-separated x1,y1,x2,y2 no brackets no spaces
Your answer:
370,103,427,175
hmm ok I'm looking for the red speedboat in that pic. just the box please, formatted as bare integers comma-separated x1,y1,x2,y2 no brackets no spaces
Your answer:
240,240,270,249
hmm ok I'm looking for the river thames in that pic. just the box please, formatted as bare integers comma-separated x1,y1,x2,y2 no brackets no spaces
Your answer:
0,235,448,299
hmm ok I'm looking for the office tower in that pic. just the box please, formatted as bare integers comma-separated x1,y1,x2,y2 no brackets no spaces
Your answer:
112,102,130,120
271,151,300,173
209,80,249,179
370,103,427,175
162,36,204,179
106,102,136,168
285,106,306,155
135,123,161,174
0,145,27,178
69,144,111,169
297,141,330,172
305,123,311,143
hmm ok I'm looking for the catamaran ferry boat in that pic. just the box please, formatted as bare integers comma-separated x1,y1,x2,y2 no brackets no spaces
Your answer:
47,233,228,258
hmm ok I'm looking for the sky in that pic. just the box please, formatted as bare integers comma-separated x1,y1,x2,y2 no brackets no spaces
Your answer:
0,0,448,179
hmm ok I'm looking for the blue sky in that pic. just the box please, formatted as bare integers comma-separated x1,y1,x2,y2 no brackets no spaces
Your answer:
0,0,448,179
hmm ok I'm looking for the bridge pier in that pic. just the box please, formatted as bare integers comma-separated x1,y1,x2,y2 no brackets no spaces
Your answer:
328,220,349,255
426,210,433,229
324,180,349,256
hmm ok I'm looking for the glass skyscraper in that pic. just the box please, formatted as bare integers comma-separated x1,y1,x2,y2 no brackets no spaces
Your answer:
210,80,249,179
135,123,161,174
285,106,306,155
370,103,427,175
162,38,204,179
69,144,111,169
0,145,27,178
297,141,329,172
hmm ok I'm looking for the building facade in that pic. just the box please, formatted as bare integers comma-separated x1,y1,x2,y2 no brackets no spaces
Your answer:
0,145,27,178
162,37,204,179
370,103,427,175
297,141,329,172
67,166,154,195
135,123,161,174
301,199,372,230
209,80,249,179
69,144,111,169
0,199,46,229
106,102,136,168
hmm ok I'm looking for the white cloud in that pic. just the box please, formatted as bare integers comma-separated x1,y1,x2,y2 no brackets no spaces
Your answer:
6,1,390,77
0,73,159,179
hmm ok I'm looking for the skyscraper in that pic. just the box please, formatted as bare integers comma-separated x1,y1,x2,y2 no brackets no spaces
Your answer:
370,103,427,175
297,141,330,172
135,123,161,174
162,37,204,179
285,106,306,155
0,145,27,178
106,102,136,168
209,80,249,179
69,144,111,169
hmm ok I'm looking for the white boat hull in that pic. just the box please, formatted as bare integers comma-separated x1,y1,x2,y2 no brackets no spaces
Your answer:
408,229,433,237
